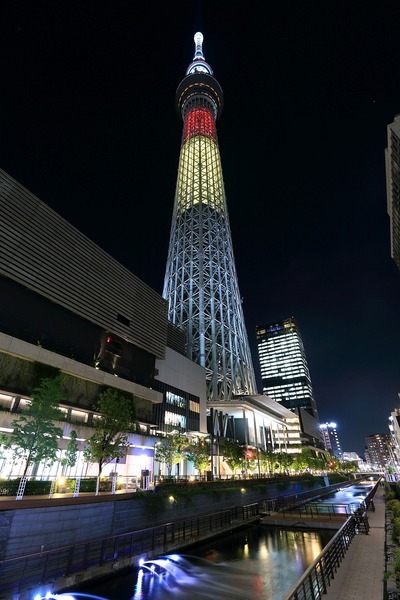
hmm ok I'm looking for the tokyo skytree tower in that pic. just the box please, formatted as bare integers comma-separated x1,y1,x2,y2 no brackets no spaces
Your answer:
163,33,257,401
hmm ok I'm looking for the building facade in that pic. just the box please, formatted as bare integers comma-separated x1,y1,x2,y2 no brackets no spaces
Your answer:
320,422,342,458
256,317,319,419
388,407,400,470
163,33,257,401
364,433,392,470
256,316,322,448
0,168,207,480
385,114,400,270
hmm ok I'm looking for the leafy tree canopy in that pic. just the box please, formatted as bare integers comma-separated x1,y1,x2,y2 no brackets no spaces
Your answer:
259,449,276,473
221,439,245,473
186,436,211,475
61,430,79,472
273,450,294,474
292,448,329,472
5,376,64,477
84,388,134,476
154,429,187,476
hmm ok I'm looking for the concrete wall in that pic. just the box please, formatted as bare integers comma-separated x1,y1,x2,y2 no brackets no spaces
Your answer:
1,480,318,560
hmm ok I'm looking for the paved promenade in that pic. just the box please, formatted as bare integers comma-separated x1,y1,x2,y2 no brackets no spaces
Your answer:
323,484,386,600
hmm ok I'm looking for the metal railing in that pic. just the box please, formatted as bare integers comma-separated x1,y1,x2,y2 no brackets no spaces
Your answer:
262,480,356,514
0,479,373,597
281,478,382,600
0,502,260,597
280,502,356,520
282,516,357,600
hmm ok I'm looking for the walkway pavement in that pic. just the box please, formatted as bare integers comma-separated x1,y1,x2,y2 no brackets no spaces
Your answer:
323,484,386,600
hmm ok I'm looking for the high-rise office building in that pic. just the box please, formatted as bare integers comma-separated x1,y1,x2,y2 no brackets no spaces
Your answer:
364,433,392,470
163,33,256,401
320,422,342,458
385,114,400,270
256,317,319,419
256,317,323,448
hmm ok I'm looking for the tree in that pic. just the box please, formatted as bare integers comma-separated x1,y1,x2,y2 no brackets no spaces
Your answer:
61,430,78,475
186,436,211,476
154,429,187,477
84,388,134,476
314,453,329,472
4,376,64,477
292,448,326,473
274,451,293,475
245,449,257,474
292,448,314,472
221,440,246,475
259,449,276,475
341,460,358,473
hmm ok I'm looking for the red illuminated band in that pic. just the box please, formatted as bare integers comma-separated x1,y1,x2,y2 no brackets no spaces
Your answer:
183,107,217,143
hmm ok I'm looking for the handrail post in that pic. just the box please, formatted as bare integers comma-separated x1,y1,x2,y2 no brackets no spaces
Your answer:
16,476,28,500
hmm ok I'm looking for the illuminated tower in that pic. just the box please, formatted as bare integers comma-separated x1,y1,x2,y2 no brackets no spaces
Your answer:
163,33,256,400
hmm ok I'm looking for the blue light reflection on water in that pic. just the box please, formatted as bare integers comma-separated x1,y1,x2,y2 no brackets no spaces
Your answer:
58,528,333,600
54,484,372,600
307,484,373,513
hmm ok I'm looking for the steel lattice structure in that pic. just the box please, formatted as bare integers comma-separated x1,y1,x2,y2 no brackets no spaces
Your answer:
163,33,257,400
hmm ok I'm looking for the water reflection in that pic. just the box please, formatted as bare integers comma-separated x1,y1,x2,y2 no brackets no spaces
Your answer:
307,484,373,513
55,483,372,600
62,527,333,600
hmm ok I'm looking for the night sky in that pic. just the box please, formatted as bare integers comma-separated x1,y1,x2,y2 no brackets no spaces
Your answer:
1,1,400,457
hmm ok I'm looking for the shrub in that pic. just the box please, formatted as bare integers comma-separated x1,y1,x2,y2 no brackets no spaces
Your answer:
0,479,51,496
393,549,400,584
74,478,114,492
393,518,400,545
387,499,400,518
0,479,19,495
385,484,396,501
138,490,166,518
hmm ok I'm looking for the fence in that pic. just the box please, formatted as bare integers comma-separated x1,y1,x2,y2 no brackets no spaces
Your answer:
281,478,382,600
282,516,357,600
262,480,355,514
0,479,371,598
0,503,260,598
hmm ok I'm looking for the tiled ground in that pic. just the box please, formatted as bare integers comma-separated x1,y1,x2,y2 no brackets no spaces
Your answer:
323,485,386,600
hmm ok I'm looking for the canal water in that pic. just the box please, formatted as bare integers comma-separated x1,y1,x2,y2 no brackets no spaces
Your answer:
53,483,373,600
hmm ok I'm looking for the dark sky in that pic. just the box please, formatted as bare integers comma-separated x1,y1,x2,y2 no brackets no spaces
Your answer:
1,1,400,457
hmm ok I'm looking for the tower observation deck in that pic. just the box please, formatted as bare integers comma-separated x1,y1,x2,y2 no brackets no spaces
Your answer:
163,33,257,400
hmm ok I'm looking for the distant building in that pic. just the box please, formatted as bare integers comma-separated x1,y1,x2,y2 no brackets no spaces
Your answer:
385,114,400,270
364,433,392,470
320,422,342,458
388,406,400,469
256,316,323,449
342,451,361,462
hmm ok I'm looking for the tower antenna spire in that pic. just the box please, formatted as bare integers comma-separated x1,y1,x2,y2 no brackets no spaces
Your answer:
194,32,204,59
186,31,213,76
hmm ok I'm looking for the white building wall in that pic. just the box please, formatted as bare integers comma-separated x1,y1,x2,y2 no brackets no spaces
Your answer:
155,346,207,432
